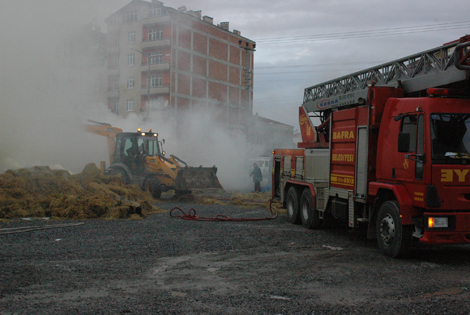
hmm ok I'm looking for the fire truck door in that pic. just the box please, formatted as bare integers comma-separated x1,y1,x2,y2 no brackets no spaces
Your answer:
396,114,426,202
399,114,425,180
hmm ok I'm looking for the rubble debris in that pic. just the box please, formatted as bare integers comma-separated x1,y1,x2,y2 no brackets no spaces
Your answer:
0,163,164,220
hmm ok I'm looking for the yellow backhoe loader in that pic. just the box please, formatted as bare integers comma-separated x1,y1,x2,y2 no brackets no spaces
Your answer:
85,120,223,198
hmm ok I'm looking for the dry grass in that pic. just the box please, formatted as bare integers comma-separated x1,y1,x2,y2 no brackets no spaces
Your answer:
0,163,165,220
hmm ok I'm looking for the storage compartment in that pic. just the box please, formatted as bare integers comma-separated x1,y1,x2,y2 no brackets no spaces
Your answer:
304,149,329,180
283,156,292,177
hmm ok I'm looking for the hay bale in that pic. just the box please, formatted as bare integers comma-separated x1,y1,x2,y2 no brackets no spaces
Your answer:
0,163,161,220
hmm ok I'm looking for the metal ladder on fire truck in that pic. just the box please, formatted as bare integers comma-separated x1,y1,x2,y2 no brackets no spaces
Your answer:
302,35,470,123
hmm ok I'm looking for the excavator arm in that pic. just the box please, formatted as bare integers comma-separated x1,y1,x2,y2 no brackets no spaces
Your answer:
84,120,123,164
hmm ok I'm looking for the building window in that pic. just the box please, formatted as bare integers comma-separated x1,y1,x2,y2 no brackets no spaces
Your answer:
127,99,134,111
127,76,135,89
149,75,162,88
148,52,162,64
148,29,163,41
113,100,119,114
128,31,136,43
149,7,162,17
114,79,119,90
114,58,119,69
126,11,137,22
127,53,135,66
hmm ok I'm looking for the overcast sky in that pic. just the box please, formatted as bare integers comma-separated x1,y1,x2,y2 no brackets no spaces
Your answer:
1,0,470,172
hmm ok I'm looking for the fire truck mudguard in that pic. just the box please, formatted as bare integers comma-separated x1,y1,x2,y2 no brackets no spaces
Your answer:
368,182,416,225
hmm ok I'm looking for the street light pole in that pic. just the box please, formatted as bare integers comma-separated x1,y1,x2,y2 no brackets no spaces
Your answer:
130,47,150,118
238,42,255,128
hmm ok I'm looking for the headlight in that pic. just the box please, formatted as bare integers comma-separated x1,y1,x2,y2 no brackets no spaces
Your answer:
428,217,448,228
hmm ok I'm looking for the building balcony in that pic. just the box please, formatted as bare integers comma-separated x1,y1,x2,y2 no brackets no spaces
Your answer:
141,86,170,95
141,39,171,49
141,62,170,72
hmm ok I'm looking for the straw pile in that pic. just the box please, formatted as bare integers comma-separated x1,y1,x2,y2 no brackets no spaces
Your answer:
0,163,163,220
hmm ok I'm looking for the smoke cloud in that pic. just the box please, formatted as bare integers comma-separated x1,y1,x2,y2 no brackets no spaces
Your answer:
0,1,110,173
0,1,291,193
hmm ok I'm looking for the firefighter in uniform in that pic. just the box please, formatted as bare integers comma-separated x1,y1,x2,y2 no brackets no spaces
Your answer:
250,163,263,192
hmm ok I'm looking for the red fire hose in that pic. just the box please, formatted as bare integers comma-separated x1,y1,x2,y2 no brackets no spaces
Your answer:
170,192,278,222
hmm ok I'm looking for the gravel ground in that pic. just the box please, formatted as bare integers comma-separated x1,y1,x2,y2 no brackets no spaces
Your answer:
1,200,470,315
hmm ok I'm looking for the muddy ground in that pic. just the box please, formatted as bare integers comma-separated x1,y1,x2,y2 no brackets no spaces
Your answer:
1,200,470,314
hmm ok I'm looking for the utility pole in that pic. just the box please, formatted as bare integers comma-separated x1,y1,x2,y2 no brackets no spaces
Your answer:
239,41,256,139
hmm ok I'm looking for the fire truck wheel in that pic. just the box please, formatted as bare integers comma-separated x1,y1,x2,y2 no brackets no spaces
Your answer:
300,189,321,229
286,186,301,224
376,201,412,258
145,177,162,199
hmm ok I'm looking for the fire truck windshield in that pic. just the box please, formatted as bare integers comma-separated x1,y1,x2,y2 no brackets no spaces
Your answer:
431,113,470,163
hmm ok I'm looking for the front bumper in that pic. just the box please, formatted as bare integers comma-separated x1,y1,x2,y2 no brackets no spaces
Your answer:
419,212,470,244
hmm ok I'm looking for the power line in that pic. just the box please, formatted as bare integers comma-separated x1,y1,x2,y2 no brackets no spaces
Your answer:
255,60,385,70
254,21,470,45
253,98,303,107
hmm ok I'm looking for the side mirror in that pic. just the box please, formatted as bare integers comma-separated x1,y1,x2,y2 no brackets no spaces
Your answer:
398,132,410,152
394,113,404,121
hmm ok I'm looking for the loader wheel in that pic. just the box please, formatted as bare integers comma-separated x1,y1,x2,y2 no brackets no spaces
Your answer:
300,189,322,229
286,186,301,224
145,178,162,199
376,201,413,258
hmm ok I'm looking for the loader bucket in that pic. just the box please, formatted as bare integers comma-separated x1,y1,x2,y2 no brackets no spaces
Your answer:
174,166,223,191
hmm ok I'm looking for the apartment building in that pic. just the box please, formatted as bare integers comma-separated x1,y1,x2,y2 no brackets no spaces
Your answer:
105,0,255,131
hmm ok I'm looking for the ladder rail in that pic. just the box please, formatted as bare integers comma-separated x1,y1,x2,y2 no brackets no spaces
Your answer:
303,40,468,112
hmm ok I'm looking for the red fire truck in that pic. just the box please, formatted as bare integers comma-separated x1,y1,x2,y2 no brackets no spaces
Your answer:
273,35,470,257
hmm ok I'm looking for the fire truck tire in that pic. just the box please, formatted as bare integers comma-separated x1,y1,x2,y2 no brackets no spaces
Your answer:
286,186,301,224
376,201,413,258
145,177,162,199
300,189,321,229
